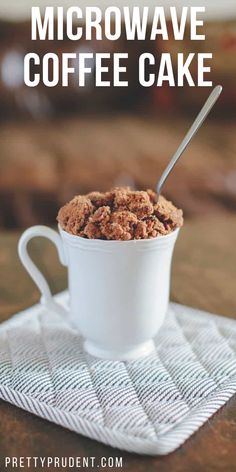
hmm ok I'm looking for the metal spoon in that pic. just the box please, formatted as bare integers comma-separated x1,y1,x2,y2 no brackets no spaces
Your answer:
156,85,222,197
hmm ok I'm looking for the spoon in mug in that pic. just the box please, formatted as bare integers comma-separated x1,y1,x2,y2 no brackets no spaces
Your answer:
156,85,222,197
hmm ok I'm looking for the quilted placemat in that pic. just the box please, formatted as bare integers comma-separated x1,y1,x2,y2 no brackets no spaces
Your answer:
0,292,236,455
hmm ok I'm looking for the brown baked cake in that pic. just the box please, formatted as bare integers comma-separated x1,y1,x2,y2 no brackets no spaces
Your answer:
57,187,183,240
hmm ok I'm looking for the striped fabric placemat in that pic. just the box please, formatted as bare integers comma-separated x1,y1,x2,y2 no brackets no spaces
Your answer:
0,292,236,455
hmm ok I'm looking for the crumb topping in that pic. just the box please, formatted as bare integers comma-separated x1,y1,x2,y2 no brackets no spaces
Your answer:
57,187,183,240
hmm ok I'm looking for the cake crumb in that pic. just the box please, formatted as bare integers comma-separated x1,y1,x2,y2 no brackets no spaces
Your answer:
57,187,183,240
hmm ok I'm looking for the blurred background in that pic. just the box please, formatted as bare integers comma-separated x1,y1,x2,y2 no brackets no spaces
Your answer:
0,0,236,229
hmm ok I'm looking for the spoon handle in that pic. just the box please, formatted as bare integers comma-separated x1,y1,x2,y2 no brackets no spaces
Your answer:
156,85,222,196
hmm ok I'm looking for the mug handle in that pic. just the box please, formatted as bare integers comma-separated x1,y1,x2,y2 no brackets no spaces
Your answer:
18,225,68,317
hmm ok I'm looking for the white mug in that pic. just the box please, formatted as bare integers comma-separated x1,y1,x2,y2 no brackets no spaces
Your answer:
18,225,179,361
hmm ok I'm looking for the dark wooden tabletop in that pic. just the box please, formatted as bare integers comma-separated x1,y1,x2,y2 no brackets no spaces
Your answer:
0,216,236,471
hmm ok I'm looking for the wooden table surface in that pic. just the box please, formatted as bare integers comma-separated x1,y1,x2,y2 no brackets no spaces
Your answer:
0,216,236,471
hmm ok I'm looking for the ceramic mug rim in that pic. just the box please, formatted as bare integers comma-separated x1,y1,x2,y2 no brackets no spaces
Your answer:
58,224,180,247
